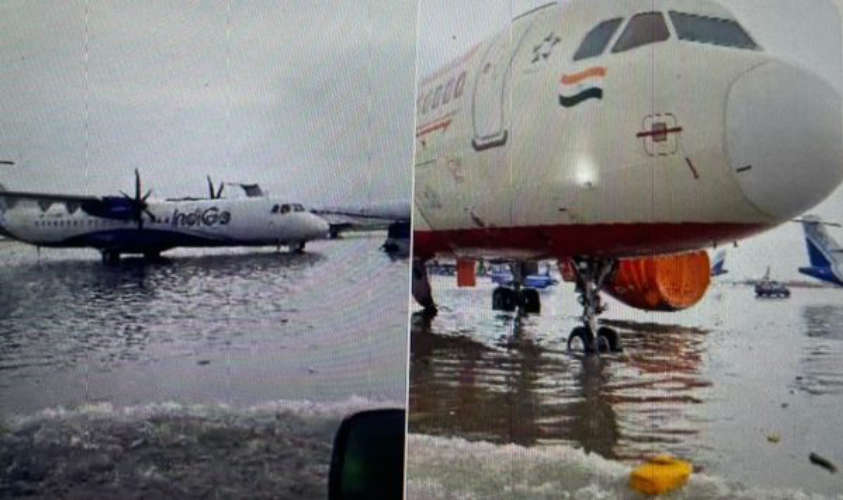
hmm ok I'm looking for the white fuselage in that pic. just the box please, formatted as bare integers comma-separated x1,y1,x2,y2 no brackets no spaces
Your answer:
413,0,843,260
0,196,329,254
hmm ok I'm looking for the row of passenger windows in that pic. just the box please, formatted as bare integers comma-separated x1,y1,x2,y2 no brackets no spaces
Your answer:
271,203,305,214
574,11,758,61
34,218,135,228
418,71,467,116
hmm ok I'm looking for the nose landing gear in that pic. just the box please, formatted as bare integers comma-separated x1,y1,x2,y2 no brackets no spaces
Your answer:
566,258,621,354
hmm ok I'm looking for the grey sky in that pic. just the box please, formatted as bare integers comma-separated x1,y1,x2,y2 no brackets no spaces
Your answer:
0,1,416,206
417,0,843,281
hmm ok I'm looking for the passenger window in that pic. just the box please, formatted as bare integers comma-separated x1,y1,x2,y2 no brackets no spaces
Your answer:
442,78,454,104
431,85,443,109
454,71,466,98
669,11,758,50
612,12,670,53
573,18,623,61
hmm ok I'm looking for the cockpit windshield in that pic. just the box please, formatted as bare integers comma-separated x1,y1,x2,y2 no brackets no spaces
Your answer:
668,11,759,50
611,12,670,53
573,18,623,61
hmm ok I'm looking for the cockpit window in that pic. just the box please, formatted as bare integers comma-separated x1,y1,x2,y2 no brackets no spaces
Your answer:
293,204,305,212
668,11,758,50
573,18,623,61
280,204,291,214
612,12,670,53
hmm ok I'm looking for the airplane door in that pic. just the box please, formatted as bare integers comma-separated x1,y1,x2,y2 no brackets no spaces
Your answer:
471,23,532,151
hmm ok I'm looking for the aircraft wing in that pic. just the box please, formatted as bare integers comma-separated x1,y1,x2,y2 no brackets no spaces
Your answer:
0,190,100,203
0,189,138,220
310,200,410,237
312,200,410,222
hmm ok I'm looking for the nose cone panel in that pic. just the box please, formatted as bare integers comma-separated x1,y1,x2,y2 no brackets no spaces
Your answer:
311,215,330,239
727,61,843,220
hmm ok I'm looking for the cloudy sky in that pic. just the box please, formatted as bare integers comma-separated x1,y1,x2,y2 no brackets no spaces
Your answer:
416,0,843,281
0,1,416,206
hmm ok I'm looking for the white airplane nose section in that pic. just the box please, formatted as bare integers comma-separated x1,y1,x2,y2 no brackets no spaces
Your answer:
310,214,330,239
727,61,843,220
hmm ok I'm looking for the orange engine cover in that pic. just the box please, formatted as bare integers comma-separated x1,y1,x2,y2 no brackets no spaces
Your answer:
602,251,711,311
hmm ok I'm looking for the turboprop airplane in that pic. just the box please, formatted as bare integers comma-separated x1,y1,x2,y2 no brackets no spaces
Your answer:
797,215,843,286
411,0,843,352
0,170,330,262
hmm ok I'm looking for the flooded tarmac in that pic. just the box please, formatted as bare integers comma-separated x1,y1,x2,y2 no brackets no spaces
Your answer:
0,234,407,498
408,274,843,498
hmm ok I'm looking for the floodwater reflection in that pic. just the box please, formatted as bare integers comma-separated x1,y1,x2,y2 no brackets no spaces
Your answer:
409,306,711,461
796,304,843,396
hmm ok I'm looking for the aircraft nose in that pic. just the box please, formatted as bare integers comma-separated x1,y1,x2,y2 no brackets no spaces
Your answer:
310,214,330,239
726,61,843,220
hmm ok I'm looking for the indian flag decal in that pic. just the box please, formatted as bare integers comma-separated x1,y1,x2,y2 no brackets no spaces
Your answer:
559,66,606,108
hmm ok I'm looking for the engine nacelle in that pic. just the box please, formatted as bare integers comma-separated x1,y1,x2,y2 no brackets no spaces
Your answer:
602,251,711,311
81,197,136,220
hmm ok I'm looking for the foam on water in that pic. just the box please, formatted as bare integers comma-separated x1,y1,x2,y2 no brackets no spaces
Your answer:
0,397,402,499
5,394,402,429
406,433,843,500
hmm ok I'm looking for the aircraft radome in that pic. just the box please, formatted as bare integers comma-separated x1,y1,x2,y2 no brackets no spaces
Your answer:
411,0,843,352
0,170,330,263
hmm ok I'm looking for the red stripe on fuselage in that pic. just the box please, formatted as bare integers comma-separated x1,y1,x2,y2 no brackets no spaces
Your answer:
412,222,769,260
416,112,457,138
636,126,683,138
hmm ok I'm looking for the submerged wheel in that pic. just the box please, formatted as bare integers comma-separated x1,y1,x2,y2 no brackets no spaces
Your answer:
101,250,120,264
567,326,595,353
492,287,517,312
596,326,621,353
519,288,541,314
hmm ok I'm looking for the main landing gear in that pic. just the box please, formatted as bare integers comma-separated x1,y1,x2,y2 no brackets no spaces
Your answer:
412,259,437,316
290,241,306,254
567,258,622,354
277,240,306,253
101,250,120,264
492,261,540,315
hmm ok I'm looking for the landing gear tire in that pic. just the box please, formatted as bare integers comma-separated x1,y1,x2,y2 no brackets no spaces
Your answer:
519,288,540,314
412,259,437,315
597,326,621,353
492,287,518,312
290,241,306,253
567,326,595,354
101,250,120,264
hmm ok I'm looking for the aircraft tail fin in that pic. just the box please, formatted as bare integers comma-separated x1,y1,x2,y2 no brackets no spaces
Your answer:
800,215,842,269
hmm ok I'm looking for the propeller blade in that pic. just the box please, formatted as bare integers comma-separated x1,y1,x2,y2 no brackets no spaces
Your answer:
141,189,152,202
119,190,131,199
216,183,224,199
144,209,156,222
135,169,141,201
207,175,215,199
